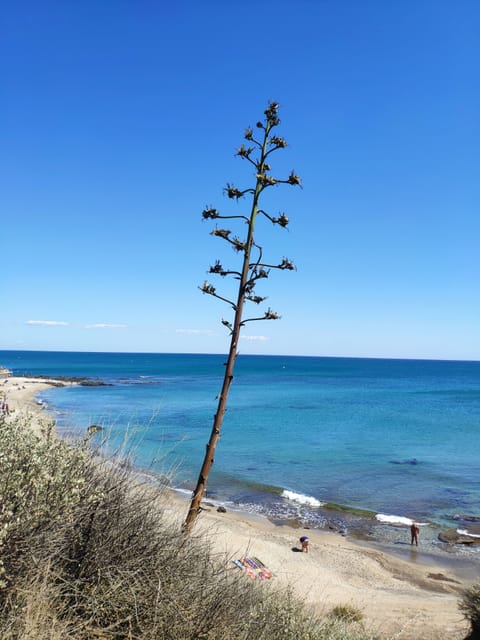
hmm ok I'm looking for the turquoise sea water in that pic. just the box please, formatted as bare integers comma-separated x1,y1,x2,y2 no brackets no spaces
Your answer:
2,350,479,539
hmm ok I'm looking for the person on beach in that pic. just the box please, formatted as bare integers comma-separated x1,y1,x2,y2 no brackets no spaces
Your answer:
410,522,420,546
300,535,309,553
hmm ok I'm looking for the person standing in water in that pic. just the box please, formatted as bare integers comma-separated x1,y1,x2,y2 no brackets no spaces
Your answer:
410,522,420,546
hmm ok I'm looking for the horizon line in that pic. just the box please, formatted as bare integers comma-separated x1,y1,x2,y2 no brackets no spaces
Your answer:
0,348,479,365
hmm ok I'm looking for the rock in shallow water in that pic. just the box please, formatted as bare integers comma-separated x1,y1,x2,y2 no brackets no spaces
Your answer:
451,513,480,522
438,528,480,545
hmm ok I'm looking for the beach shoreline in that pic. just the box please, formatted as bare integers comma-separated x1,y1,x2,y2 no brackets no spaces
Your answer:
0,374,79,434
1,373,476,638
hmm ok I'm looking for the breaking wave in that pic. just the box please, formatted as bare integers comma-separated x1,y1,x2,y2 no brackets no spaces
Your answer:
376,514,429,526
457,528,480,538
282,490,324,507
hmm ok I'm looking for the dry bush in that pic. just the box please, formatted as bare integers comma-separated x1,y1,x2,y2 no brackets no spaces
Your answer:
328,604,364,624
0,414,378,640
459,583,480,639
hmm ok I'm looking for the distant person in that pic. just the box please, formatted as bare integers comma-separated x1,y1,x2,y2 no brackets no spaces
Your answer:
300,535,309,553
410,522,420,546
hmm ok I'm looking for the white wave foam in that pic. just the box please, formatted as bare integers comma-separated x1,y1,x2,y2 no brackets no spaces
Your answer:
282,490,324,507
457,528,480,538
376,514,429,526
376,514,413,525
173,487,193,496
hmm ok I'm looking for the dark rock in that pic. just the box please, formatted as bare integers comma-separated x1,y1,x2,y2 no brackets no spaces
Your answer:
87,424,103,435
389,458,420,465
438,528,480,545
451,514,480,523
216,506,227,513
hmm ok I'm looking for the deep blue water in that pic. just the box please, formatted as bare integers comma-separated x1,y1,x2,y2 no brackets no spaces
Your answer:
2,350,479,532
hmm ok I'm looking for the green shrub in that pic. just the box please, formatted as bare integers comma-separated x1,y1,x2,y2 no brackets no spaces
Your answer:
328,604,364,624
0,415,97,590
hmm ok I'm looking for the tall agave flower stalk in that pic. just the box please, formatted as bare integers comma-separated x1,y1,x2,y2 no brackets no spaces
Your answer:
184,102,300,533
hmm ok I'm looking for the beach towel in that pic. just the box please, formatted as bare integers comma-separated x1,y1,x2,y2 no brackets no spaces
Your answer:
232,556,273,580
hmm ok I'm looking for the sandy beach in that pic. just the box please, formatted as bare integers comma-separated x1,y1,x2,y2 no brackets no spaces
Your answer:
0,375,77,434
2,375,475,639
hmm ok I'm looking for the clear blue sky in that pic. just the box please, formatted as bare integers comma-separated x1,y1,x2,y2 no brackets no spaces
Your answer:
2,1,479,360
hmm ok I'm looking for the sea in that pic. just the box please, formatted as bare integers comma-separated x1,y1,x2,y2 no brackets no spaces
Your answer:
2,350,479,566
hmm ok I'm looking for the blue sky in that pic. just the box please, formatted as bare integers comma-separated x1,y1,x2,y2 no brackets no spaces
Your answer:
2,1,479,360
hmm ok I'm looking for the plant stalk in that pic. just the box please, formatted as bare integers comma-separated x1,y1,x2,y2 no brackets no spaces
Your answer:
183,122,272,533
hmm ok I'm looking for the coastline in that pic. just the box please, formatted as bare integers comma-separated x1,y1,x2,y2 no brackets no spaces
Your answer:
158,489,473,639
0,375,77,435
2,374,474,638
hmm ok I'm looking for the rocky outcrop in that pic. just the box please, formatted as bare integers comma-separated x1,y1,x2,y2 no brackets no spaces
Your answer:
438,528,480,545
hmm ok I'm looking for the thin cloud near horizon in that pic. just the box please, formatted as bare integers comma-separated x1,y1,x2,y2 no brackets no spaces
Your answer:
27,320,69,326
84,323,128,329
176,329,214,335
26,320,128,330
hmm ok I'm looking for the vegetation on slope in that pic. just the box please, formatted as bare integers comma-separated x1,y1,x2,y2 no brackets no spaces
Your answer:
0,414,380,639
